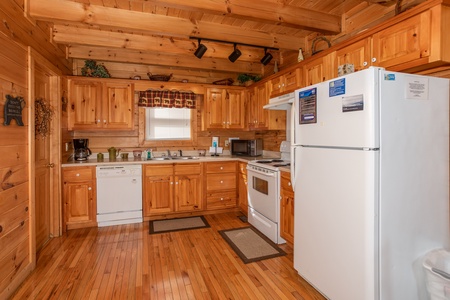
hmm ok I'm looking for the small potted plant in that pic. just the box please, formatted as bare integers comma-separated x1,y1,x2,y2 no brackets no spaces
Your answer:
237,74,262,86
81,60,111,78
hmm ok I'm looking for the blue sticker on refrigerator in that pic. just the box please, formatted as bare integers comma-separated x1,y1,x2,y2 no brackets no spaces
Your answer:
329,78,346,97
299,88,317,124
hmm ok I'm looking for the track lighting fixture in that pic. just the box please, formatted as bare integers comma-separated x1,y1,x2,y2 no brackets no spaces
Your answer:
194,39,207,59
188,37,278,62
260,48,273,65
228,44,242,63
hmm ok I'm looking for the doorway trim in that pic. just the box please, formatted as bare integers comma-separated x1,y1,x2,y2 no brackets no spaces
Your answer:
28,47,62,261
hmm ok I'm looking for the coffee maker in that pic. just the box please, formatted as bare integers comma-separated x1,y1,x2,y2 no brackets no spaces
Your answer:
73,139,92,161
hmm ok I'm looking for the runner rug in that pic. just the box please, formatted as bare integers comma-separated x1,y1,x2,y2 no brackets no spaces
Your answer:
219,227,286,264
149,216,210,234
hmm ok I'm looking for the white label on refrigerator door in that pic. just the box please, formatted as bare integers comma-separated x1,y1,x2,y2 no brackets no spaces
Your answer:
342,94,364,112
406,76,429,100
329,78,346,97
299,88,317,124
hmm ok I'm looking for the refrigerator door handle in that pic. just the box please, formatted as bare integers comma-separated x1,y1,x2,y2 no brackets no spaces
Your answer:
290,146,296,192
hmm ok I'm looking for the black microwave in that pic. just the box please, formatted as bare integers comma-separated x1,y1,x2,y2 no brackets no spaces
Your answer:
230,139,263,156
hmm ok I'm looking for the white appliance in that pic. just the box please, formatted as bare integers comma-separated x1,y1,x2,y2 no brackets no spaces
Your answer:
291,67,450,300
264,92,294,142
96,165,143,227
247,141,290,244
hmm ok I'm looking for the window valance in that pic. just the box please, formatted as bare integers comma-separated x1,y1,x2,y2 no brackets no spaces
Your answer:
138,89,197,109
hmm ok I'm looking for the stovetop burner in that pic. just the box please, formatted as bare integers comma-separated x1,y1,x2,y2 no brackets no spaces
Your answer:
249,158,290,171
273,163,290,167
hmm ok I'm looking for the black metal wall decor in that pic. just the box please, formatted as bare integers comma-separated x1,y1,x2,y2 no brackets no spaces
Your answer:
3,95,25,126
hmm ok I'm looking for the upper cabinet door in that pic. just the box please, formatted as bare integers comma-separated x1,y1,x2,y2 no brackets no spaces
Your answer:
372,11,430,69
226,90,245,129
205,88,227,129
335,37,372,75
68,80,102,130
103,82,134,130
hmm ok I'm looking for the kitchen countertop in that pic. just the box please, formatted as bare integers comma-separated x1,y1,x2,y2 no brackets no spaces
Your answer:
62,155,291,172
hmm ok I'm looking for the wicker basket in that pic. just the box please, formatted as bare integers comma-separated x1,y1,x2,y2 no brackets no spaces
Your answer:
147,72,172,81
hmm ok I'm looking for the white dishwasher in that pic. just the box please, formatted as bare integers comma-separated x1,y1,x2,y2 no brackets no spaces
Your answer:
96,165,142,227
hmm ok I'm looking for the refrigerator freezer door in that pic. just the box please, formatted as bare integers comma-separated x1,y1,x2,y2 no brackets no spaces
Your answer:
294,67,382,149
293,146,378,300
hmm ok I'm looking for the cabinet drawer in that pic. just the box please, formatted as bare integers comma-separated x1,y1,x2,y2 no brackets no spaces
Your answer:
175,163,202,175
63,167,94,182
206,191,237,209
206,161,236,173
206,173,236,191
145,164,173,176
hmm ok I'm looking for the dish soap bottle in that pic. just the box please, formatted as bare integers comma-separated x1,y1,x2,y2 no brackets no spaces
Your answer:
146,149,152,160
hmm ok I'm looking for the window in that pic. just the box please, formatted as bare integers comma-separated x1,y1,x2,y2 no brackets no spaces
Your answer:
145,107,191,140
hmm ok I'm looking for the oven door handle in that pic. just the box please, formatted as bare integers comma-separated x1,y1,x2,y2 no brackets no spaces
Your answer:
247,167,277,177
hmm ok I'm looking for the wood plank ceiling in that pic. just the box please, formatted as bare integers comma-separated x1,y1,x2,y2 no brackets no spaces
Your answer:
27,0,414,84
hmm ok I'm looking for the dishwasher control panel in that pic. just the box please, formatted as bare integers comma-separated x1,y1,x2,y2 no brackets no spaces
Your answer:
96,165,142,177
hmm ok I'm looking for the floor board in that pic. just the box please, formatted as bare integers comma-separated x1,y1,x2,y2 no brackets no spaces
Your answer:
11,212,325,299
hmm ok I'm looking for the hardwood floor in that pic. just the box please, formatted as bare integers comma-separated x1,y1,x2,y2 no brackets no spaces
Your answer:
11,212,325,299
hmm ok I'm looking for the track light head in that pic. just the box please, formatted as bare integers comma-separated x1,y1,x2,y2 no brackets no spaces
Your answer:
228,44,242,63
194,39,207,59
260,48,273,65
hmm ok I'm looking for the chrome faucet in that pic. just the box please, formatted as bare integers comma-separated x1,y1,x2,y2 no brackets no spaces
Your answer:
178,150,183,157
167,149,171,157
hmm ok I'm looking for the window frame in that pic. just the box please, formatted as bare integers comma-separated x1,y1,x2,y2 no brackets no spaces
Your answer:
138,107,198,148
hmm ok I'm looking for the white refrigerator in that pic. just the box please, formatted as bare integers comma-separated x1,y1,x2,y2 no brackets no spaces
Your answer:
291,67,450,300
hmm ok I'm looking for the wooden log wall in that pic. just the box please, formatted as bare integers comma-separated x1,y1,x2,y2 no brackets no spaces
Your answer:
0,32,34,300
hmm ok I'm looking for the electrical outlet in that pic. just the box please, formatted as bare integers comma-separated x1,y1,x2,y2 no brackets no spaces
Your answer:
225,140,230,147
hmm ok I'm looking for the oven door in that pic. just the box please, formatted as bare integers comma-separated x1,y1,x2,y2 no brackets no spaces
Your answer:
246,166,279,222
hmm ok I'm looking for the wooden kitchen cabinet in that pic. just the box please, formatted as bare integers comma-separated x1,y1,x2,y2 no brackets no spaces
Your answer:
143,163,203,217
174,163,203,212
143,164,174,215
238,162,248,215
335,37,372,76
303,52,336,86
62,166,97,230
204,87,245,130
68,77,134,130
205,161,237,210
268,68,301,98
280,171,294,245
247,82,285,130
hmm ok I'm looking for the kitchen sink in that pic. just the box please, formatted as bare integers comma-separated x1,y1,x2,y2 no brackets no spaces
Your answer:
170,156,199,160
150,156,199,161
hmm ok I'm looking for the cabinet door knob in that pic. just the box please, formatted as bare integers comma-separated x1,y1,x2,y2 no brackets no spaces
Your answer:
220,180,224,184
88,187,92,190
363,61,368,67
220,167,223,170
371,57,377,63
220,197,224,201
76,173,80,176
103,120,107,124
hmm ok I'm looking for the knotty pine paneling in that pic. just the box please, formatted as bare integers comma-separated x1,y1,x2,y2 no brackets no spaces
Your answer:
0,12,33,299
